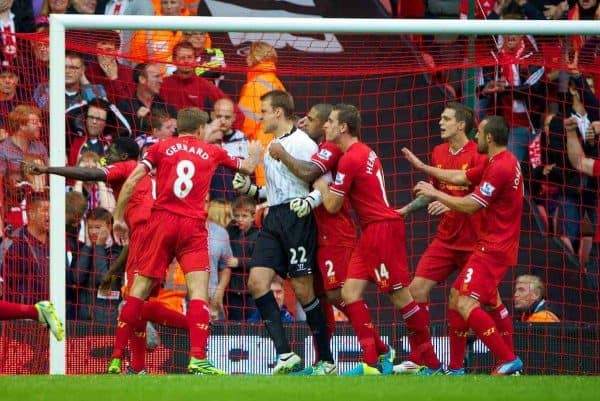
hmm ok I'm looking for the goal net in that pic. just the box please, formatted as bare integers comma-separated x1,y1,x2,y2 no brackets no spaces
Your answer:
0,15,598,374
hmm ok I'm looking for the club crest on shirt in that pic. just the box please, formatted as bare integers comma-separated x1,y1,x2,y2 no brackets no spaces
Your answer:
335,172,345,185
317,148,332,160
480,181,495,197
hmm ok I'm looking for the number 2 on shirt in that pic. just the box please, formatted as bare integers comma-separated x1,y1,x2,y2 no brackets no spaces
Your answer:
173,160,195,199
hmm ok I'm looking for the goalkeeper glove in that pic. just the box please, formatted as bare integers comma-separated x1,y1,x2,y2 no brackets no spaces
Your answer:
290,191,321,218
232,173,258,197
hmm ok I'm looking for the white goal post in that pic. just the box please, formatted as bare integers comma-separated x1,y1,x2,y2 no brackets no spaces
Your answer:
48,14,600,374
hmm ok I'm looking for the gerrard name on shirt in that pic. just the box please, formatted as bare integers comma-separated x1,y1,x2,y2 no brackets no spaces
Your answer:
165,143,210,159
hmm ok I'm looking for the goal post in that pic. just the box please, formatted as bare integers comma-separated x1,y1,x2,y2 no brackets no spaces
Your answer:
46,15,600,375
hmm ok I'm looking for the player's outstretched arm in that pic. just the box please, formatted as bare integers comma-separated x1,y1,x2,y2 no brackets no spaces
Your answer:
414,181,481,215
401,147,471,186
269,141,322,183
23,162,107,182
238,140,263,175
396,195,432,216
565,117,598,177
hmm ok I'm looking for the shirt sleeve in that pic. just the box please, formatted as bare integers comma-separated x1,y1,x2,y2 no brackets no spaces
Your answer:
469,160,507,208
329,152,357,197
465,157,488,185
216,146,241,170
289,135,318,162
311,142,342,173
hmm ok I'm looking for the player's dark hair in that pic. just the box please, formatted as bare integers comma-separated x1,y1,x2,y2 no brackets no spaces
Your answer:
87,207,112,224
261,90,295,120
113,137,140,160
312,103,333,124
177,107,208,134
482,115,509,146
445,102,475,135
333,103,361,137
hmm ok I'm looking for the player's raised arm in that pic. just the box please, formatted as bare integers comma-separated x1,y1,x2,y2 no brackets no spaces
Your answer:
112,164,147,244
402,147,472,186
414,181,481,215
269,141,322,183
24,162,107,182
565,117,599,177
237,140,263,175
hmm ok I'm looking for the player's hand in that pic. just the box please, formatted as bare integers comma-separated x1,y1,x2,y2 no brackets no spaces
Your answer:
22,161,48,176
268,141,286,161
428,200,450,216
414,181,437,199
112,219,130,246
395,206,408,216
232,173,258,197
247,140,264,161
297,115,309,130
98,273,116,293
290,195,318,218
564,117,578,133
401,147,426,171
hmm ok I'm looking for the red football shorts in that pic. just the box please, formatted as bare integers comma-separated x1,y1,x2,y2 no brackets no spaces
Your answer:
415,238,471,283
346,219,410,292
128,210,209,279
124,204,151,235
452,251,509,306
314,244,354,293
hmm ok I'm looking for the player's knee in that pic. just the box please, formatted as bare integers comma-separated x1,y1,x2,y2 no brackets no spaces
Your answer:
408,282,428,303
247,276,268,298
456,295,477,318
448,289,459,309
341,285,360,304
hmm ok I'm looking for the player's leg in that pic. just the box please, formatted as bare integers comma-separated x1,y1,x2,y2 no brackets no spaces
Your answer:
141,300,188,328
404,276,437,367
289,274,335,374
0,300,66,341
447,288,468,374
487,291,514,352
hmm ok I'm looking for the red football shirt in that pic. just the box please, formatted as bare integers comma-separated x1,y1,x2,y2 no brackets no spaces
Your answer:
431,141,487,250
311,141,357,247
592,160,600,242
124,175,154,231
102,159,138,199
469,150,523,265
330,142,400,228
142,136,240,219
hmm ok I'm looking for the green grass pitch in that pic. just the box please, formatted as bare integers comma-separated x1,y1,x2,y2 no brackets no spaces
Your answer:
1,375,598,401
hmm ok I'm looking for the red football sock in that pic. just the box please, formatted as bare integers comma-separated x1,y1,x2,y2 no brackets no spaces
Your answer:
111,296,144,359
128,320,147,372
406,302,429,364
467,307,515,363
489,305,514,352
401,301,440,369
344,300,379,365
448,308,469,370
188,299,210,360
0,301,38,321
141,301,187,329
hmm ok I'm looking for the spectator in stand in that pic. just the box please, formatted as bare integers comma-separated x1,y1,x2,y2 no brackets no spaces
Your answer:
248,277,294,323
0,67,30,135
71,206,122,322
206,199,233,321
210,98,249,201
102,0,154,59
1,191,49,305
226,195,259,321
38,0,69,17
67,0,97,14
135,109,176,149
0,105,47,237
1,0,35,68
117,62,177,139
128,0,191,64
68,100,111,163
175,30,225,87
85,30,136,104
72,151,116,213
160,42,244,123
479,17,545,161
238,41,285,187
513,274,560,322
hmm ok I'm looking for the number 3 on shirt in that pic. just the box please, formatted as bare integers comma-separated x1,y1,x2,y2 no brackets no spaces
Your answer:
173,160,195,199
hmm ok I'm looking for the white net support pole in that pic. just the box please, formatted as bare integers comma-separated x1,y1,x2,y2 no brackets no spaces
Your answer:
48,15,600,374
